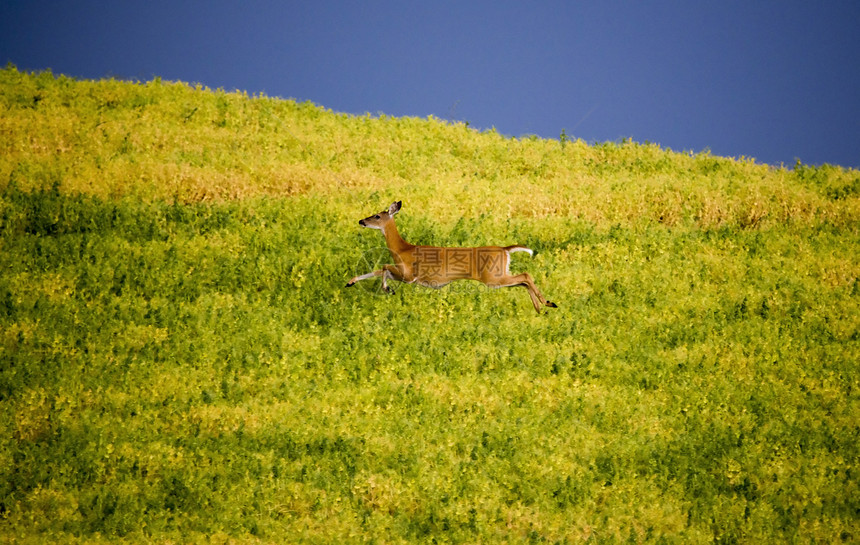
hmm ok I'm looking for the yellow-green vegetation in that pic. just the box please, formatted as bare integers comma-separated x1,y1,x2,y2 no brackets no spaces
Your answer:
1,65,858,543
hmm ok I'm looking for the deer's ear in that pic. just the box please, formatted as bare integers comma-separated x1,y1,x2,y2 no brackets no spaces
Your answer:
389,201,402,215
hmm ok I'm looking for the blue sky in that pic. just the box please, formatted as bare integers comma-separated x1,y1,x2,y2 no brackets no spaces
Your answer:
2,1,858,168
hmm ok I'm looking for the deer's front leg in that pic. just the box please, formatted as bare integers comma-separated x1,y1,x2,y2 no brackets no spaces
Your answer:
346,265,403,293
380,264,405,293
346,270,382,288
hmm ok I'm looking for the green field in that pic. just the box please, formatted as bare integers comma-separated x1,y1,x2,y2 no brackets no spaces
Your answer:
1,65,858,543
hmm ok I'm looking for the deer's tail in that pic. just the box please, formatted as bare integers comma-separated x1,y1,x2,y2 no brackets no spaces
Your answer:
505,246,534,257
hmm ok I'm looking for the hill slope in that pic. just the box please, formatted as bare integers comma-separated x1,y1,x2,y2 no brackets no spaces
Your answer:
3,65,858,226
1,66,859,543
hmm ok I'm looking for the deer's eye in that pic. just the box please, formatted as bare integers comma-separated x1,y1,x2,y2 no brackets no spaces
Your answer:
375,215,381,219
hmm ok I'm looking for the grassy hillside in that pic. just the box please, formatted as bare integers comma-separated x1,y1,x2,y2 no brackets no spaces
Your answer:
1,65,858,543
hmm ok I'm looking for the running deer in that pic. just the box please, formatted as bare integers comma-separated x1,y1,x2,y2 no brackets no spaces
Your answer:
346,201,557,313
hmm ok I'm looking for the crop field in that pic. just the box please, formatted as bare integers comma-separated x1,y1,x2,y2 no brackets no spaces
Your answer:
1,66,859,543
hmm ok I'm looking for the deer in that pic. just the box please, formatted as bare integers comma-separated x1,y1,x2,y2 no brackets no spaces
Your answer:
346,201,557,313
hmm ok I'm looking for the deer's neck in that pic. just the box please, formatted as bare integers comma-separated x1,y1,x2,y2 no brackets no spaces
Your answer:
382,221,413,255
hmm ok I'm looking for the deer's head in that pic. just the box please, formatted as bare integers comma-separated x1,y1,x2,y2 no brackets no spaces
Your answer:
358,201,401,230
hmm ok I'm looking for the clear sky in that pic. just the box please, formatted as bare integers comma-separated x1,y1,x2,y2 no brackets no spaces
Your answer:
2,1,858,168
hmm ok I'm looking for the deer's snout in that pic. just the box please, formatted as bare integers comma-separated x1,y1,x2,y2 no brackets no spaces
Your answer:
359,219,366,226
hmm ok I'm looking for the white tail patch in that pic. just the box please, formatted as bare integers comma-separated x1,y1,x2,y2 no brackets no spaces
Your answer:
504,246,534,275
507,247,534,257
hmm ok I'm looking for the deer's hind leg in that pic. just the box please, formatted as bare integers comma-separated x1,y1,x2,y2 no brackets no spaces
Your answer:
492,272,557,313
